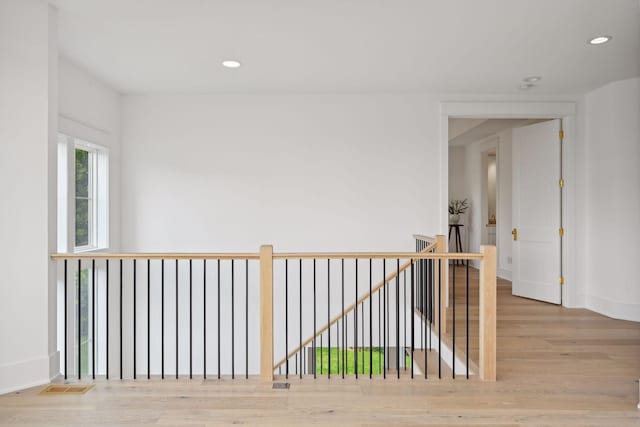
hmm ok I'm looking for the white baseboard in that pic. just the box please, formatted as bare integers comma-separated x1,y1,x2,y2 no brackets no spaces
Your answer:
587,295,640,322
0,352,58,395
49,350,60,379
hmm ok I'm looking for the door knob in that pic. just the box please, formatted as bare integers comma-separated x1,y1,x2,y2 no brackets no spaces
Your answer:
512,228,518,241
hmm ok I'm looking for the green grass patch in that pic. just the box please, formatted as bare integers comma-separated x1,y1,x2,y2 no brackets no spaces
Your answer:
315,347,386,375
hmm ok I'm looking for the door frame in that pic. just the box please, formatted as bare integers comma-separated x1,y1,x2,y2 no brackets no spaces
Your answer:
440,101,577,308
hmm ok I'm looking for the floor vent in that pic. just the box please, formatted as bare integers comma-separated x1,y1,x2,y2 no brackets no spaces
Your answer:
39,385,94,395
272,382,290,390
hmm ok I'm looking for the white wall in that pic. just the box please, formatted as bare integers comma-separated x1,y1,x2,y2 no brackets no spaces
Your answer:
0,0,57,394
584,77,640,321
58,55,122,252
121,94,441,252
118,94,443,374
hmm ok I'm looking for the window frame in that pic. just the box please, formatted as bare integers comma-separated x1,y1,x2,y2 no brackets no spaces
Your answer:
57,132,109,254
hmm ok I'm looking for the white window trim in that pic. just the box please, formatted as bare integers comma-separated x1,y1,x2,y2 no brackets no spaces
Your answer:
57,133,110,254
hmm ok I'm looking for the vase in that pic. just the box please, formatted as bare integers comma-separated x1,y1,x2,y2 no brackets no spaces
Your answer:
449,214,460,224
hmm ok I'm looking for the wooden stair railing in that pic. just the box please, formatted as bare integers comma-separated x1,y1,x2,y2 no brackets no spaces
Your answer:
271,241,439,372
50,236,496,383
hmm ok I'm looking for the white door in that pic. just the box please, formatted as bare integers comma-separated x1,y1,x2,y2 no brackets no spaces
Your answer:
512,119,561,304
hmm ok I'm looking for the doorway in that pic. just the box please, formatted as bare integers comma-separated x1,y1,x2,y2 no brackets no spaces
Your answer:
441,102,576,307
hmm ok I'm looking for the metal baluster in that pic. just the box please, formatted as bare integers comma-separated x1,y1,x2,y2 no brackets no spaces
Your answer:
189,259,192,379
369,259,373,379
133,259,137,380
361,303,364,375
78,259,81,379
313,259,316,379
175,259,178,379
245,259,249,379
424,257,429,378
161,259,164,379
327,259,330,378
466,259,470,379
354,259,358,379
378,288,381,374
420,243,423,349
438,259,442,379
410,260,414,379
119,259,122,380
285,259,288,379
147,259,151,379
386,261,389,373
452,260,456,379
204,259,206,379
403,269,406,371
217,259,220,379
396,259,400,379
231,259,235,379
383,260,386,378
341,259,344,379
64,260,68,380
428,258,432,351
336,319,339,376
424,256,428,378
106,259,109,380
92,259,96,380
299,259,302,379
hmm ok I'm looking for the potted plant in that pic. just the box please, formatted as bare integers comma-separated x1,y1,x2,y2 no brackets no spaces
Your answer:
448,199,469,224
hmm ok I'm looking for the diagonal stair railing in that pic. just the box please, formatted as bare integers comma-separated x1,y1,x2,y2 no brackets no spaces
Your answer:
271,239,438,373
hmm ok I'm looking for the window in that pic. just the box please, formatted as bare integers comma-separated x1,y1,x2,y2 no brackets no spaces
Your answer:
75,147,96,249
57,133,109,252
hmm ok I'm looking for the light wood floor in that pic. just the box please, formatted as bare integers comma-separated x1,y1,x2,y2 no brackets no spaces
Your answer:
1,272,639,426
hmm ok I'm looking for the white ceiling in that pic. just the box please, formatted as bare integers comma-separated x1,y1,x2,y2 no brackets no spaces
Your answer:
449,119,548,146
51,0,640,94
449,119,489,141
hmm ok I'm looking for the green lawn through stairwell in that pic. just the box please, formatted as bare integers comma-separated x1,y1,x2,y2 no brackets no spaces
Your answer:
313,347,411,375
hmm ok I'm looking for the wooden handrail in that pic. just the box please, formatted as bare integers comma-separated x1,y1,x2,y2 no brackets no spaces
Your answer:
272,252,481,260
413,234,437,244
273,243,439,370
50,253,260,260
50,251,482,260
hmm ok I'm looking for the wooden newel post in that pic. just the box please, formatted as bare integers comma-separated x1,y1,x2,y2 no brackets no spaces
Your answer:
435,234,447,335
260,245,274,381
479,245,497,381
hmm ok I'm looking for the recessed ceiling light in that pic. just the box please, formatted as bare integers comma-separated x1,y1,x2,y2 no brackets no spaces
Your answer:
222,60,241,68
518,83,534,91
588,36,612,45
523,76,541,83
